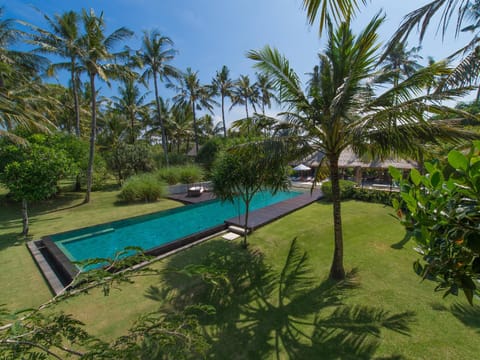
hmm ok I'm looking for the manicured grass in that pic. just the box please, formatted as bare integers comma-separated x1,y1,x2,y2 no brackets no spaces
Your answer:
1,189,478,358
44,201,480,358
0,187,182,310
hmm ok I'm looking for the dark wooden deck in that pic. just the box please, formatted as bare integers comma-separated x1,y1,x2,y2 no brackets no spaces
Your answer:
167,191,216,204
225,189,322,230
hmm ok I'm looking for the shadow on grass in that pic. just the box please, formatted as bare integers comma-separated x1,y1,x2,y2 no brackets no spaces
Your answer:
0,232,31,252
148,239,415,359
450,303,480,333
391,232,413,250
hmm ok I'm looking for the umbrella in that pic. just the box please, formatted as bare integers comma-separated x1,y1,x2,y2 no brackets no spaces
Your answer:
293,164,311,171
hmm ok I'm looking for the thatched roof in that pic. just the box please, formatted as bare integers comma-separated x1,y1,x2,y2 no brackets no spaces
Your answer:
303,148,417,169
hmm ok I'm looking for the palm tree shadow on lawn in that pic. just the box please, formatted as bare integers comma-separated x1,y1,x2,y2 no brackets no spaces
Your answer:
146,239,415,359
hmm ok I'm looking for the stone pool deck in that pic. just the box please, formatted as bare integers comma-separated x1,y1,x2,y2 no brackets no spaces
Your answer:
225,189,322,230
169,189,323,230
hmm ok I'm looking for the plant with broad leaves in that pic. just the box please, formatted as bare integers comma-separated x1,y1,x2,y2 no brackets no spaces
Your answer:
390,141,480,304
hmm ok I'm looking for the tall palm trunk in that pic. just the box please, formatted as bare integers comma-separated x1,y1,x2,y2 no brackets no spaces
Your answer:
84,73,97,204
328,154,345,280
72,64,82,192
192,100,199,154
243,198,250,248
221,94,227,137
21,199,29,236
153,72,169,166
71,57,81,138
244,101,250,135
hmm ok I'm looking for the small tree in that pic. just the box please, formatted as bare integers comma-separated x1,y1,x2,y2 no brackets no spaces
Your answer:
0,143,71,235
390,141,480,304
211,140,291,248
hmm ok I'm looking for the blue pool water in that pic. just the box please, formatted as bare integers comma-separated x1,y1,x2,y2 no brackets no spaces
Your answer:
52,190,301,267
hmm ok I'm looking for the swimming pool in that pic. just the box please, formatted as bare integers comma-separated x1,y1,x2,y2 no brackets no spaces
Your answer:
49,190,301,269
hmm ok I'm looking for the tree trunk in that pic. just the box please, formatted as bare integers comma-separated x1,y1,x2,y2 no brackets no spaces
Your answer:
84,73,97,204
245,102,249,136
243,198,250,248
221,95,227,137
71,58,81,138
192,101,199,155
328,155,346,280
21,199,29,236
154,72,169,166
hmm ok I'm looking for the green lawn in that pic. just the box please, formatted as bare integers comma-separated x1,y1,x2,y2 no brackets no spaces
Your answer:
0,187,182,310
0,188,479,358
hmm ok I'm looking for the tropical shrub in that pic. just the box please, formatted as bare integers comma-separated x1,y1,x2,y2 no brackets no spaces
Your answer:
390,142,480,304
156,165,204,185
351,187,399,206
107,142,155,183
118,174,167,202
321,180,356,201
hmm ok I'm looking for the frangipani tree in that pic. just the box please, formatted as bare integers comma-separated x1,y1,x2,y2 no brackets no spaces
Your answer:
249,15,478,280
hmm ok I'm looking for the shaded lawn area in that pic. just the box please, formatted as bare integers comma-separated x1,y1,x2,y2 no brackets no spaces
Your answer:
0,187,182,309
47,201,480,359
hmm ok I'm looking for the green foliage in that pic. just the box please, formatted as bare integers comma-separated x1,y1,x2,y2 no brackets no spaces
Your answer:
351,187,399,206
78,154,109,191
390,142,480,304
211,141,291,247
155,165,204,185
195,137,224,171
0,142,72,202
118,174,167,202
321,180,356,201
106,142,155,183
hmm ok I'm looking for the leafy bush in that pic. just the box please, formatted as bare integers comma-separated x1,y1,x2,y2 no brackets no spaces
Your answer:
107,142,155,183
351,187,399,206
321,180,356,201
390,142,480,304
179,165,205,184
156,165,204,185
118,174,167,202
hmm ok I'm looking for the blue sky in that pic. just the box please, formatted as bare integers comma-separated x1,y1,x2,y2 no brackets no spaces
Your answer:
5,0,474,126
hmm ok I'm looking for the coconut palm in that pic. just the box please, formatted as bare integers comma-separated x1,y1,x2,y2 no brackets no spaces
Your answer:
79,9,133,203
378,42,423,86
255,72,278,115
212,65,234,137
302,0,368,34
172,68,216,154
112,76,149,144
248,15,477,280
0,8,53,137
29,10,84,137
135,30,180,165
230,74,259,136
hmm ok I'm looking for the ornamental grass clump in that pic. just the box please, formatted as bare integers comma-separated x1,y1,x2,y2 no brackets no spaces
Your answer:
156,165,204,185
119,174,167,202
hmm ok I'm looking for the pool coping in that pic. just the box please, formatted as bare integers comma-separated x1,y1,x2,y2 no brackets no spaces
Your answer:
28,189,322,295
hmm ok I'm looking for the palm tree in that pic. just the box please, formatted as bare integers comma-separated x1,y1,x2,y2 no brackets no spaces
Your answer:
30,10,83,137
231,74,258,118
172,68,215,154
112,76,148,144
255,72,277,115
0,8,53,137
302,0,367,34
379,42,423,86
248,16,477,280
135,30,179,166
212,65,235,137
79,9,133,203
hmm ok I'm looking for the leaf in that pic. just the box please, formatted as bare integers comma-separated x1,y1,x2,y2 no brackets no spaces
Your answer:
410,168,422,186
388,166,401,180
448,150,468,172
430,171,442,189
463,288,474,305
413,260,423,276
